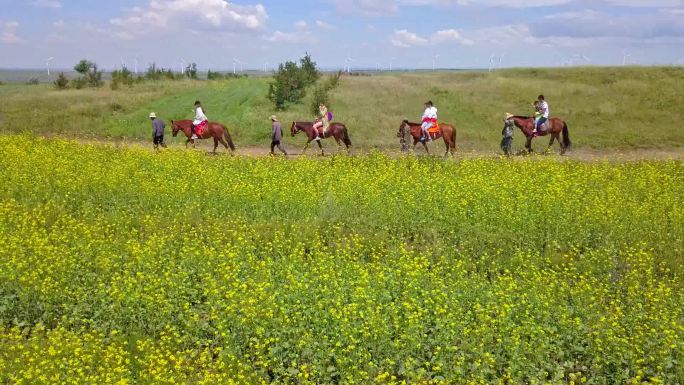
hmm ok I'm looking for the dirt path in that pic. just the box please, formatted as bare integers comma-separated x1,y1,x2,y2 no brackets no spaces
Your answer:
59,136,684,161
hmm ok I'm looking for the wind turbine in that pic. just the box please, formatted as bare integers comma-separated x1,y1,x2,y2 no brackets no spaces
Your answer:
134,55,139,74
498,53,505,69
488,53,495,72
622,52,631,66
180,58,185,74
389,57,395,72
46,57,54,76
264,61,269,73
580,54,591,64
233,58,243,74
345,57,354,73
120,57,126,70
432,54,440,72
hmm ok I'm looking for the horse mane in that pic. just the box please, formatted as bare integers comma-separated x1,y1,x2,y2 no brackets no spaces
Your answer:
513,116,532,120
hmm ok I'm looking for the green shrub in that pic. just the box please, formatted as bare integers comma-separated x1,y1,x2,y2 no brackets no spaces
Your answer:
74,59,103,87
53,73,69,90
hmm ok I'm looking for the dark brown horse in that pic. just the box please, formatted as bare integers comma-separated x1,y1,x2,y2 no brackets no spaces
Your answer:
397,120,456,157
171,120,236,154
290,121,352,155
511,116,571,155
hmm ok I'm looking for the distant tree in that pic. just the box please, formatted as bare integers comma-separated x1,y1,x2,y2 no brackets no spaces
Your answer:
73,59,103,87
207,70,225,80
268,54,321,110
111,66,134,90
300,53,320,87
26,77,40,85
185,63,198,79
54,72,69,89
268,60,307,110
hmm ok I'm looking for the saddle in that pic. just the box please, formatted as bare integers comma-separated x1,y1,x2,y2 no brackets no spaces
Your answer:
539,121,550,132
195,121,208,136
429,123,440,134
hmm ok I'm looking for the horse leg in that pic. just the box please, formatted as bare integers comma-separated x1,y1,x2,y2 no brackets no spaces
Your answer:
546,134,556,154
422,142,430,156
526,136,533,154
317,140,324,156
213,138,219,154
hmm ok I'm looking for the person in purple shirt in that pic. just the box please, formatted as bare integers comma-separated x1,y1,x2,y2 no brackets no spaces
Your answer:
149,112,166,150
270,115,287,156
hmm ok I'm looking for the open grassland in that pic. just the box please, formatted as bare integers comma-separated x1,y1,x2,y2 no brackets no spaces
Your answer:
1,136,683,384
1,67,683,153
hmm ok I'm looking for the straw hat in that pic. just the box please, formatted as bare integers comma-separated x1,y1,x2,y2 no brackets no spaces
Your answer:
149,112,157,118
269,115,278,121
504,112,514,120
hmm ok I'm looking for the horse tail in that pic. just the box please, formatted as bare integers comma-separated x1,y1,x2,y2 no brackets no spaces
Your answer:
562,121,571,149
222,124,236,151
342,125,352,147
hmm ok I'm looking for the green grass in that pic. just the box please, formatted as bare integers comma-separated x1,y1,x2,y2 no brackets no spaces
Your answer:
1,67,683,152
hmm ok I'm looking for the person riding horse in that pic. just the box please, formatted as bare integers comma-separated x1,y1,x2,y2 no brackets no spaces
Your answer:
421,101,438,143
532,95,549,136
191,100,208,140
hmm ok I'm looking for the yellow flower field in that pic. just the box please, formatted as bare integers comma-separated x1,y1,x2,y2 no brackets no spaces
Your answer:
0,136,683,384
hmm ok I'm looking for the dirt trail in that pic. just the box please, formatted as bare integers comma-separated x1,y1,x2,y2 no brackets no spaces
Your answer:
61,137,684,161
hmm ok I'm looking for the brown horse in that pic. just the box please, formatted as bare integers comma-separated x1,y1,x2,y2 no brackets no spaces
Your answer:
397,120,456,157
511,116,571,155
290,121,352,155
171,120,236,154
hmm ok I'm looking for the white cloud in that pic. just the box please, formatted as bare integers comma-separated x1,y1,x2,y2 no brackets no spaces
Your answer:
0,21,22,44
390,29,428,47
110,0,268,40
431,29,473,45
265,30,316,44
315,20,335,30
32,0,62,8
53,20,65,28
604,0,683,6
335,0,399,15
295,20,308,29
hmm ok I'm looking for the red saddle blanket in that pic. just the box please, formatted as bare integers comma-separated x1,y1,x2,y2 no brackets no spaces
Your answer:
195,121,208,136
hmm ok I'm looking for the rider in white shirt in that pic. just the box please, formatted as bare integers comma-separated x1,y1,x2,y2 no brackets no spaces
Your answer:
421,101,438,142
192,100,208,140
532,95,549,135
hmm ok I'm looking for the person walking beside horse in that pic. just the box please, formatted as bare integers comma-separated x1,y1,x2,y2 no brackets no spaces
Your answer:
270,115,287,157
150,112,167,150
501,113,514,156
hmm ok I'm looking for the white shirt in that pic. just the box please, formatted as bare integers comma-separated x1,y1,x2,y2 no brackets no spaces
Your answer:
422,106,438,120
540,101,549,119
193,106,208,125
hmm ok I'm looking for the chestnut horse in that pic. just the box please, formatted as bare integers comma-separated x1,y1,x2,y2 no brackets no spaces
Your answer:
511,116,571,155
290,121,352,155
397,120,456,157
171,120,236,154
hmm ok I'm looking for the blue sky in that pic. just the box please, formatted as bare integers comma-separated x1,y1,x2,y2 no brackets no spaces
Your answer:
1,0,683,70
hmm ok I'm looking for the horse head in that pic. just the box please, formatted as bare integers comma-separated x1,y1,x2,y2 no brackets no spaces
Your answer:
171,120,182,137
290,121,299,137
397,119,409,138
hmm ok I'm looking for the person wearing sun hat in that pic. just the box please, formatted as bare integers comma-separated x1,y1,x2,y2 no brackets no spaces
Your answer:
150,112,166,150
270,115,287,156
501,112,515,156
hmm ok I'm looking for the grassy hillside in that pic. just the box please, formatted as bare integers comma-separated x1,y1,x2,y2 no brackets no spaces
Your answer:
1,67,683,152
